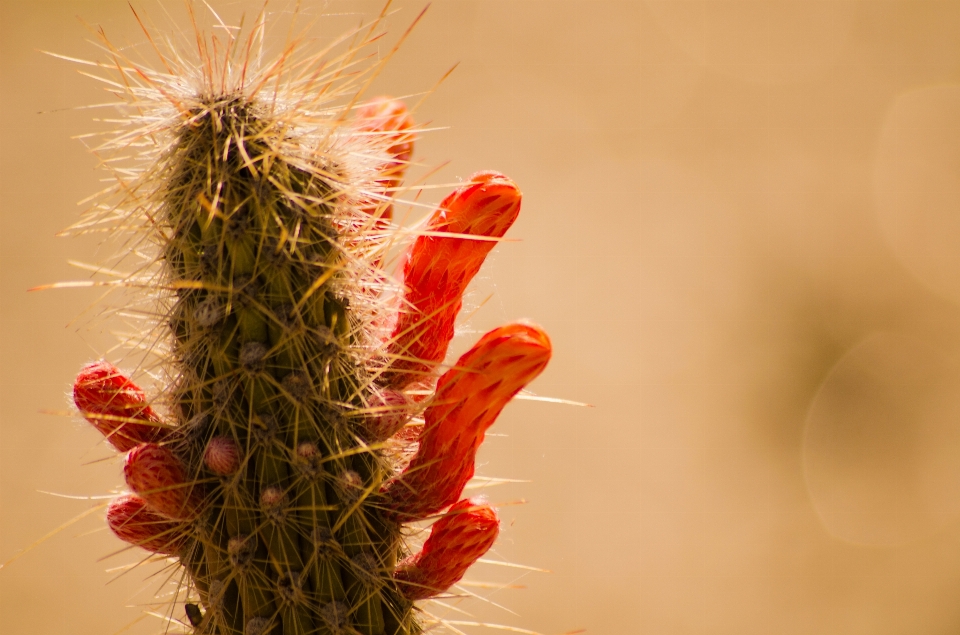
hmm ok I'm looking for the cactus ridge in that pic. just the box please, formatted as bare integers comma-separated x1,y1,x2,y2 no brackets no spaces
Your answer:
65,5,551,635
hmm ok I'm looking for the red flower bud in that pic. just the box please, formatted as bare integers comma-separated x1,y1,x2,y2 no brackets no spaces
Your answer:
204,436,241,476
385,172,523,389
355,97,415,177
394,497,499,600
106,494,187,555
73,361,171,452
383,322,551,520
354,96,416,224
124,443,205,521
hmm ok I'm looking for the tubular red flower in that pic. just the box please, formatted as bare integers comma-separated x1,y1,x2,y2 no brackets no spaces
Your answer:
124,443,205,521
106,494,188,555
382,322,551,520
385,172,523,389
73,361,171,452
394,497,499,600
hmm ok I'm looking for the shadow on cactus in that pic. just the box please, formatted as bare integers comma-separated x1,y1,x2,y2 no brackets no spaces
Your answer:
61,4,551,635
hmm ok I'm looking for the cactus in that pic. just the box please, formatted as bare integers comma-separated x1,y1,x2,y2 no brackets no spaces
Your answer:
64,5,551,635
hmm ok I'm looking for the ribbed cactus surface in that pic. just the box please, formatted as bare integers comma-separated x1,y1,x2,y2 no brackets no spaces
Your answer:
67,7,550,635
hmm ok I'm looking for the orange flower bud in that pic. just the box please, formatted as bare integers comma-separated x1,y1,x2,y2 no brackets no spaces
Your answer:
394,497,499,600
383,322,551,519
355,97,415,178
385,172,523,389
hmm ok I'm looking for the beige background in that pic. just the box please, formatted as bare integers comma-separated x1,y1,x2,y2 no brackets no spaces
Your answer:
4,1,960,633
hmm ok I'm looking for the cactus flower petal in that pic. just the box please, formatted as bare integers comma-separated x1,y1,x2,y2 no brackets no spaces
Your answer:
394,497,499,600
73,361,171,452
106,494,188,555
124,443,205,521
383,322,551,519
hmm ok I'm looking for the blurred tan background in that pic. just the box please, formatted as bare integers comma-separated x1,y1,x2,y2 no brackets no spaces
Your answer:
4,1,960,633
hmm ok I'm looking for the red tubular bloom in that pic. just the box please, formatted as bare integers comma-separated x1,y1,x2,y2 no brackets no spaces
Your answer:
124,443,205,521
73,361,170,452
385,172,523,389
382,322,551,520
394,497,500,600
354,96,415,223
106,494,187,555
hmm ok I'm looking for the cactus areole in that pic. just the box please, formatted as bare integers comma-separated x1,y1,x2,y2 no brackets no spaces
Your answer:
66,6,551,635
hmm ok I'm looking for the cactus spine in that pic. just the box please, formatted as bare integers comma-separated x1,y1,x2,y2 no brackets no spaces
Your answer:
67,5,551,635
